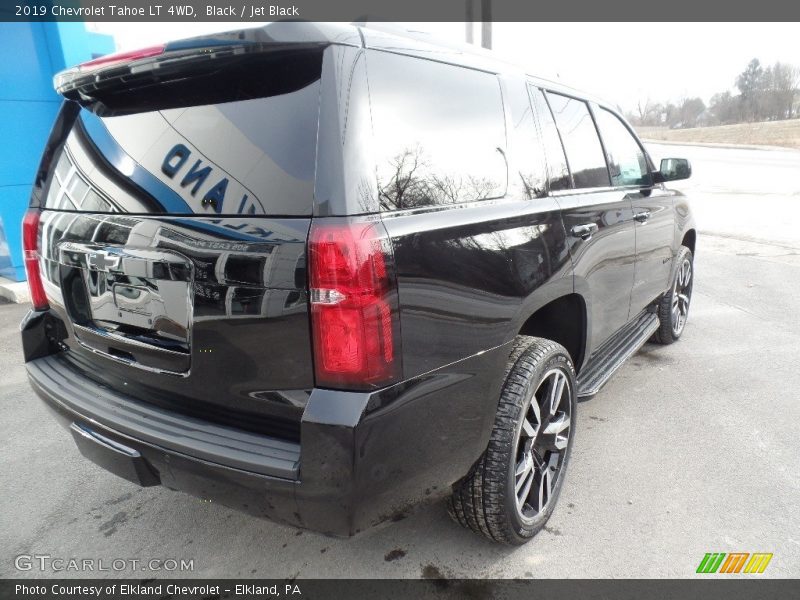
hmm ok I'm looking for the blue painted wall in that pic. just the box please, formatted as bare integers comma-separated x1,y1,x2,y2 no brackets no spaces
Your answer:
0,23,114,281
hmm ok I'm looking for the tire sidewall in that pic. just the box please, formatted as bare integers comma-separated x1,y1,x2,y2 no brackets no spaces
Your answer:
504,348,577,542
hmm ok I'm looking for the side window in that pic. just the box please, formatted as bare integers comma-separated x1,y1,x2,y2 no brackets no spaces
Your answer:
367,51,507,211
595,108,651,187
505,81,548,199
529,87,571,191
545,92,610,189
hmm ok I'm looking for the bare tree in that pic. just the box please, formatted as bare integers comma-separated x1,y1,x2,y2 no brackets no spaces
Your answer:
771,62,799,119
636,58,798,128
377,146,502,210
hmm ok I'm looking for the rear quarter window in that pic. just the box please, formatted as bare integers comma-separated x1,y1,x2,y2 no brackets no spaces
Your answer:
529,86,572,192
367,51,507,211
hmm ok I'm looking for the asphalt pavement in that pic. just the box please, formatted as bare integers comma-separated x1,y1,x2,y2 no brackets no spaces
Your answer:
1,143,799,579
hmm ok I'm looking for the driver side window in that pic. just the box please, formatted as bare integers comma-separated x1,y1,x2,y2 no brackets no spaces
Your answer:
595,108,651,187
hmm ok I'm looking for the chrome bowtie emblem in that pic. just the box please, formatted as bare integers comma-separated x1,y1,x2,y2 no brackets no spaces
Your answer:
87,252,119,271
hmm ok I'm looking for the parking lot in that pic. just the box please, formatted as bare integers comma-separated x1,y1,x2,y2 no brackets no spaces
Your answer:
1,143,799,579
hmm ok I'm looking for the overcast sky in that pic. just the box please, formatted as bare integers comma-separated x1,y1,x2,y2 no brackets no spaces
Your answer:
90,22,800,112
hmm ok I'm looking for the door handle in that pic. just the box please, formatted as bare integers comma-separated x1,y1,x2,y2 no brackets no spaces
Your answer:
634,210,651,223
570,223,599,240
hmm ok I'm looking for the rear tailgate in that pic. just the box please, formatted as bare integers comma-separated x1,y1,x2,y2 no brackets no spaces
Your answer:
30,34,327,441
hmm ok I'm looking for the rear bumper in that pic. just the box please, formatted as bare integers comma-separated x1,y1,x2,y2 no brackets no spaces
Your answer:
28,354,303,530
26,342,510,536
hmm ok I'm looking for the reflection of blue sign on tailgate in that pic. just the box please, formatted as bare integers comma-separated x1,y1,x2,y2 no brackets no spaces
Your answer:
162,143,262,215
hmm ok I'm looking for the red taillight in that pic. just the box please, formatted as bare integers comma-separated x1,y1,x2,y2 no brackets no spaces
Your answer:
308,220,401,389
78,44,166,72
22,209,48,310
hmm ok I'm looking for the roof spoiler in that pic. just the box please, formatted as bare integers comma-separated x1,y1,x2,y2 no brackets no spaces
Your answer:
54,41,261,98
53,22,361,99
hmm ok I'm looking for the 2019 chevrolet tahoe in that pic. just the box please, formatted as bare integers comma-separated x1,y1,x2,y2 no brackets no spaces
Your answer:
21,22,695,544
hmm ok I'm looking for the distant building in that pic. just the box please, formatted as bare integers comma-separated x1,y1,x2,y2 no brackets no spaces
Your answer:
0,23,114,281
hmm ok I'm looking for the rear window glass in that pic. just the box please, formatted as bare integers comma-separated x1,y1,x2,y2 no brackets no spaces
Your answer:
545,92,610,189
44,50,322,216
367,51,507,211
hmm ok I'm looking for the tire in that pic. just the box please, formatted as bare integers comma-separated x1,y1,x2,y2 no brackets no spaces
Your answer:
447,336,577,545
653,247,694,344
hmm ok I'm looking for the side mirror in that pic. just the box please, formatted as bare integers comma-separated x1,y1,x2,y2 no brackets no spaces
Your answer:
655,158,692,183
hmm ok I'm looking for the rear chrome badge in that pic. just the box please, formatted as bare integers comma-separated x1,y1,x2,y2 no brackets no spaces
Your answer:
87,251,120,272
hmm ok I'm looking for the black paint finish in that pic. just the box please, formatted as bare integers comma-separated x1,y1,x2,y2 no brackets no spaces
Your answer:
22,22,696,536
37,211,313,440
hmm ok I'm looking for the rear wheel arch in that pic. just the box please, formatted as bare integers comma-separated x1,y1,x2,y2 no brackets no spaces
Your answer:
681,228,696,255
517,293,587,374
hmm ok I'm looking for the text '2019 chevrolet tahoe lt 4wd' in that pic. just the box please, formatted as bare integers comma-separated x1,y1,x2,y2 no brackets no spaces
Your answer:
21,23,695,544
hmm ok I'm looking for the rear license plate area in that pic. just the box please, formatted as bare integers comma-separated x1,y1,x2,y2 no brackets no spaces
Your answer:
58,242,193,374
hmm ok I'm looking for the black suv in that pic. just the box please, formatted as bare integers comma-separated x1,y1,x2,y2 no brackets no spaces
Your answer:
21,23,695,544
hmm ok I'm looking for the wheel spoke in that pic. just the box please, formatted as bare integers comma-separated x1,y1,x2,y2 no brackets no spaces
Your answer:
521,417,536,438
544,416,570,435
548,372,566,416
677,311,686,330
528,395,541,427
541,416,570,450
517,468,535,507
536,471,549,511
515,452,533,481
678,294,689,316
536,457,557,512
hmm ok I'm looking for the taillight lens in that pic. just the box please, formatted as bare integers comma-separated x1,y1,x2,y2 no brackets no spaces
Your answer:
308,219,401,389
22,209,48,310
78,44,166,72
